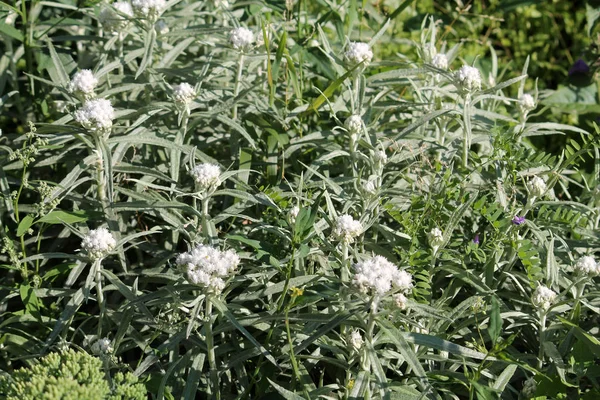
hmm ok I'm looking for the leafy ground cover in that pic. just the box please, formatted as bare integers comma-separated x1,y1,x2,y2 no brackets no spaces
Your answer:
1,1,600,399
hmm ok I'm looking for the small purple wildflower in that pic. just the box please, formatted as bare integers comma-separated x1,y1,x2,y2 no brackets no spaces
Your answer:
568,59,590,76
473,234,480,244
512,216,526,225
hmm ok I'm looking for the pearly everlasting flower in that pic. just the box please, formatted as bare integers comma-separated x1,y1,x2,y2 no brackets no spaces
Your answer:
393,293,408,310
229,27,254,52
527,176,546,198
373,149,387,164
74,99,115,134
81,227,116,260
155,19,170,35
455,65,481,93
532,284,557,310
574,255,598,276
176,244,240,294
190,163,221,191
362,178,377,195
131,0,166,21
289,206,300,225
98,1,133,33
353,256,413,296
348,330,363,353
522,377,537,399
91,338,113,355
344,42,373,68
68,70,98,98
333,214,362,243
344,114,362,136
431,53,448,70
519,94,536,114
428,227,444,253
171,82,195,106
212,0,230,9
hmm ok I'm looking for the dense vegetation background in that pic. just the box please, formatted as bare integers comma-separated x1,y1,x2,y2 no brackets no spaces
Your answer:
1,0,600,399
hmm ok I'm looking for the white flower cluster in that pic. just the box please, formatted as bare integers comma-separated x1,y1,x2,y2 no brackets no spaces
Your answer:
353,255,413,295
91,338,113,355
333,214,362,243
362,178,377,195
373,149,387,164
98,1,133,33
171,82,195,106
81,227,116,260
527,176,546,198
431,53,448,70
532,284,557,310
229,27,254,52
74,99,115,134
393,293,408,310
344,114,362,136
428,227,444,253
68,70,98,98
190,163,221,191
176,244,240,294
289,206,300,225
212,0,230,9
348,330,363,352
131,0,166,21
574,255,599,276
455,65,481,93
519,94,536,115
344,42,373,68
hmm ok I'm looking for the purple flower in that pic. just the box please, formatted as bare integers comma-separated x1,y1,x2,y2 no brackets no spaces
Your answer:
472,234,480,244
569,59,590,76
512,216,526,225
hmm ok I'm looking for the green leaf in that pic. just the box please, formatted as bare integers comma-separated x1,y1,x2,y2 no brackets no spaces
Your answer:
17,214,35,237
267,378,306,400
38,210,91,224
488,296,502,343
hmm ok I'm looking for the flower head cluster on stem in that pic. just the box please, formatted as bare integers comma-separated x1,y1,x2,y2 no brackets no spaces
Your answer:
176,244,240,294
352,255,413,296
81,227,116,260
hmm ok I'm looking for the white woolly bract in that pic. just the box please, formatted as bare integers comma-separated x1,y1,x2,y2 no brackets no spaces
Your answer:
172,82,195,105
527,176,546,198
428,227,444,249
333,214,362,243
344,115,362,134
131,0,166,19
362,179,377,195
393,293,408,310
190,163,221,190
532,285,556,310
229,27,254,51
353,255,413,295
98,1,133,32
155,20,170,35
348,330,363,352
455,65,481,92
91,338,113,355
289,206,300,224
373,149,387,164
575,255,598,275
431,53,448,70
519,94,536,112
74,99,115,133
68,70,98,96
81,227,116,259
344,42,373,67
176,244,240,294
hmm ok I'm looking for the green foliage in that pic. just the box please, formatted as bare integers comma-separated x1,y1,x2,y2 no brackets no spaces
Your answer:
0,349,145,400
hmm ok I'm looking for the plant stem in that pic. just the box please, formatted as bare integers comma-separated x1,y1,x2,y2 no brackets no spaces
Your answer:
205,297,220,399
232,54,245,120
462,93,472,169
537,310,546,370
95,259,105,337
